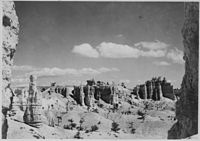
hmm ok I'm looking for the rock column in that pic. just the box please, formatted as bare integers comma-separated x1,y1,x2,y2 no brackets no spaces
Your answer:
154,87,158,101
149,82,153,99
110,85,114,105
80,85,85,106
144,83,147,100
21,89,28,111
158,82,163,100
11,90,20,113
113,88,119,109
90,86,95,107
66,87,69,98
23,75,42,127
84,85,91,108
136,85,140,100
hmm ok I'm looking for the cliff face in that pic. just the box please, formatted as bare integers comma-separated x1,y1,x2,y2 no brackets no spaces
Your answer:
168,2,199,139
2,1,19,139
2,1,19,110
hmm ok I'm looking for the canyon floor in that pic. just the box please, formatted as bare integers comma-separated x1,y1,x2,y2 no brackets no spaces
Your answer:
7,91,176,139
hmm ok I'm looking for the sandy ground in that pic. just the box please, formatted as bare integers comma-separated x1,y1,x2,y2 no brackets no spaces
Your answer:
7,92,177,139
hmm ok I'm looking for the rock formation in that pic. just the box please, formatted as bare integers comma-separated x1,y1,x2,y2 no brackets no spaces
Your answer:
80,85,85,106
133,77,174,101
135,85,141,99
54,86,69,98
146,81,153,99
112,87,119,109
168,2,199,139
84,85,92,108
158,82,163,100
23,75,42,127
21,88,29,111
2,1,19,139
144,83,147,99
161,81,174,100
110,85,114,104
11,90,21,113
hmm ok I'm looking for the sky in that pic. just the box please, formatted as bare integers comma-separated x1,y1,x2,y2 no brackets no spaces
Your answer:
12,1,185,88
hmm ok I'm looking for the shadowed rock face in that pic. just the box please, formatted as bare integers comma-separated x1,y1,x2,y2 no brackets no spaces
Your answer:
168,2,199,139
2,1,19,139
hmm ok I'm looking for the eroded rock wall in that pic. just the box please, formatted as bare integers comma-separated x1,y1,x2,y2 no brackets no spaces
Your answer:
168,2,199,139
2,1,19,139
2,1,19,110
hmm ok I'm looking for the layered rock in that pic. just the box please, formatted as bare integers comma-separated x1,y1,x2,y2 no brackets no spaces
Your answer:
23,75,42,127
135,85,141,99
109,85,115,104
73,81,123,107
144,83,147,99
2,1,19,139
80,85,85,106
146,81,153,99
161,82,174,100
168,2,199,139
133,77,173,101
84,85,95,108
55,86,69,97
94,85,112,103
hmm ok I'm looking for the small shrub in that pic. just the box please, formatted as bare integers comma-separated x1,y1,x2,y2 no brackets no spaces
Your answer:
63,125,71,129
77,126,84,131
127,110,131,115
143,101,154,110
74,131,83,139
171,107,175,111
71,123,77,128
66,119,77,130
137,109,146,121
137,109,145,117
68,119,74,123
129,122,136,134
77,118,85,131
91,125,99,132
98,103,104,108
85,130,90,133
93,108,99,113
111,121,120,133
79,118,85,124
131,128,136,134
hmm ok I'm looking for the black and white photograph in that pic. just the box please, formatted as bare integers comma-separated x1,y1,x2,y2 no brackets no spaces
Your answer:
1,0,199,139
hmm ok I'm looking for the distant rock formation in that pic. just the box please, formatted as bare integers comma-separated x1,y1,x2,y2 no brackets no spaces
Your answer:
72,79,128,110
55,86,69,98
133,77,174,101
168,2,199,139
2,1,19,139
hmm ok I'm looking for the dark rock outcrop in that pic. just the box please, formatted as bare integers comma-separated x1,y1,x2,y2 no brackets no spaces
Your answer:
168,2,199,139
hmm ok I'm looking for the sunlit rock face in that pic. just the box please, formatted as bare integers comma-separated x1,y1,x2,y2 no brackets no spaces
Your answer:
168,2,199,139
2,1,19,139
2,0,19,110
23,75,42,126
